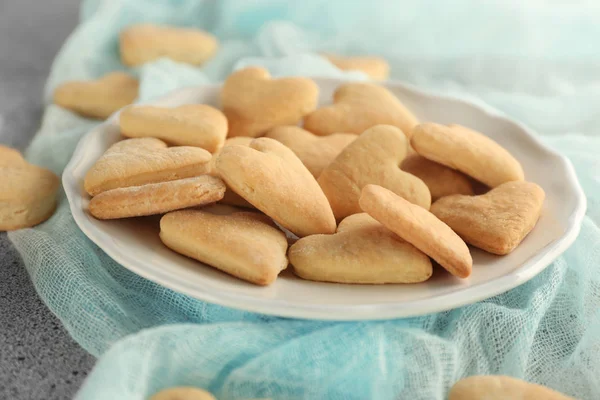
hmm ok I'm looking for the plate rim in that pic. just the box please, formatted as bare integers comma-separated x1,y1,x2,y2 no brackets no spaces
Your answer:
62,77,588,321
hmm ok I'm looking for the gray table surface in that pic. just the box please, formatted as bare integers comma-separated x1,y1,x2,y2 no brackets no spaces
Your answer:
0,1,96,399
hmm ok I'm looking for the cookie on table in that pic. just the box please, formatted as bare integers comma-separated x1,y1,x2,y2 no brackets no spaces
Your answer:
431,181,545,255
150,387,216,400
359,184,472,278
322,53,390,80
221,67,319,138
318,124,430,221
84,138,212,196
265,125,356,178
216,137,336,237
160,209,288,286
411,123,524,188
120,104,227,153
0,146,59,231
120,24,218,67
53,72,139,119
289,213,432,284
89,175,226,219
303,82,418,137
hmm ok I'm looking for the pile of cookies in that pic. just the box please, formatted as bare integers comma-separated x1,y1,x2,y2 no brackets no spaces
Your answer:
83,65,545,286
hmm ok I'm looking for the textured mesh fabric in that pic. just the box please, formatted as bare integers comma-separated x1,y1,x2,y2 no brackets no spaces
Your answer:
7,1,600,399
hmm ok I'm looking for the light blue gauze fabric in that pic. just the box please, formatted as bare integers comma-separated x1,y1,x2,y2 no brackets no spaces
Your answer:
7,1,600,399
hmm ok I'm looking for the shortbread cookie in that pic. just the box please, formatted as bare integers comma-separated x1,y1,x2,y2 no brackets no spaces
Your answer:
289,213,432,284
0,145,26,166
303,82,418,137
221,67,319,138
216,138,336,237
1,147,60,231
431,181,545,255
323,54,390,80
318,125,430,220
209,137,255,209
265,125,356,178
359,184,472,278
84,138,212,196
411,123,524,188
120,104,227,153
449,376,574,400
120,24,218,67
89,175,225,219
150,387,216,400
401,154,473,200
160,209,288,285
53,72,139,119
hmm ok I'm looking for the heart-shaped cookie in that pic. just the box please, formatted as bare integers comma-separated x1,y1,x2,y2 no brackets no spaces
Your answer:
216,137,336,237
411,123,524,188
449,376,574,400
322,54,390,80
84,138,212,196
401,154,474,201
303,82,418,137
160,209,288,286
209,137,256,209
89,175,226,219
53,72,139,119
221,67,319,138
120,24,218,67
360,184,472,278
318,125,431,221
1,146,60,231
289,213,432,284
265,125,356,178
430,181,545,255
120,104,228,153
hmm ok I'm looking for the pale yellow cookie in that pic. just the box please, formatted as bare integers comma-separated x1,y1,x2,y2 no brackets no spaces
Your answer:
160,209,288,285
216,137,336,237
323,54,390,80
289,213,432,284
0,147,60,231
120,24,218,67
84,138,212,196
303,82,418,137
449,376,574,400
53,72,139,119
411,123,525,188
318,125,430,221
265,125,356,178
120,104,228,153
401,154,473,201
221,67,319,138
359,184,472,278
431,181,545,255
89,175,226,219
0,145,26,166
150,386,216,400
209,137,255,209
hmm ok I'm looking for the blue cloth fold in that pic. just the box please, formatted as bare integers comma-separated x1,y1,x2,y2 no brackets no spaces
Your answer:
8,0,600,398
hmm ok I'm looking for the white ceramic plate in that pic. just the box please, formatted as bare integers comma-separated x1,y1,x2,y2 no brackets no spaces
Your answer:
63,78,586,321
